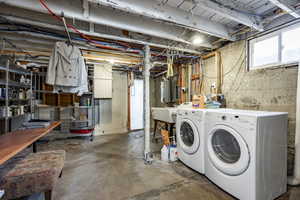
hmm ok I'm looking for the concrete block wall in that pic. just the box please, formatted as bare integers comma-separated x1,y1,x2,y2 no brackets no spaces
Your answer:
202,40,297,174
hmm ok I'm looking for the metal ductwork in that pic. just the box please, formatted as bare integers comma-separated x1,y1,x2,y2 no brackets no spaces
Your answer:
88,0,237,40
1,0,213,48
0,15,203,54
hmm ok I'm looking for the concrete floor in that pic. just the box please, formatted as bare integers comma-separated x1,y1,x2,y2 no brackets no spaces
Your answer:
37,131,300,200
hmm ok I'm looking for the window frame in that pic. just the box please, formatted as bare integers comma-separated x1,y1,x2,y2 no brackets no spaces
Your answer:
248,23,300,70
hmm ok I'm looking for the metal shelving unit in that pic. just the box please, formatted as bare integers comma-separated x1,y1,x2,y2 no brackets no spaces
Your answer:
69,64,95,141
0,79,31,88
31,64,95,141
0,58,33,134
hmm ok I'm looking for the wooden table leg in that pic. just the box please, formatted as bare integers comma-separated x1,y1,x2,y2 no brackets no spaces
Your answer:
152,120,157,142
33,142,37,153
169,124,174,137
0,190,4,199
45,190,52,200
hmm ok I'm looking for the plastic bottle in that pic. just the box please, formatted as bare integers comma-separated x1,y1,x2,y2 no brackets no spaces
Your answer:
161,145,169,162
169,145,178,162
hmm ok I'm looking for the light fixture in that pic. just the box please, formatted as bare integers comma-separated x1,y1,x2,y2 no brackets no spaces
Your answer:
191,35,204,46
109,59,115,64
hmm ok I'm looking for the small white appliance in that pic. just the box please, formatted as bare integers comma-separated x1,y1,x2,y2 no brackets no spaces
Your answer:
151,103,192,123
205,109,288,200
176,108,208,174
151,107,178,123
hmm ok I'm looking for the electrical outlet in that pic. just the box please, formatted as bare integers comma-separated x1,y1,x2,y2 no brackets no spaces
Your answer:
211,82,216,89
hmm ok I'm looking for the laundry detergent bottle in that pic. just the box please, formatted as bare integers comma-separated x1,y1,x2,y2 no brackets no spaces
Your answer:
169,145,178,162
161,145,169,161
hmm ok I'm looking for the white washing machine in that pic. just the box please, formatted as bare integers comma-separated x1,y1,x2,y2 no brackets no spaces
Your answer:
176,108,208,174
205,109,288,200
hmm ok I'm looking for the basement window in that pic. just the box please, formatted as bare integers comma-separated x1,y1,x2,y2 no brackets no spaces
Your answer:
249,23,300,70
282,27,300,63
252,36,279,67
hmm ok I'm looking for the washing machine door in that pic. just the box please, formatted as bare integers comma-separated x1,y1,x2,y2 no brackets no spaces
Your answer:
207,124,250,176
178,118,200,154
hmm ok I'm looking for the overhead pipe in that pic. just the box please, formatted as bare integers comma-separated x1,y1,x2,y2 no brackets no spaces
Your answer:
0,0,197,45
143,45,152,164
153,70,167,78
0,30,144,58
288,61,300,186
0,15,202,54
88,0,235,40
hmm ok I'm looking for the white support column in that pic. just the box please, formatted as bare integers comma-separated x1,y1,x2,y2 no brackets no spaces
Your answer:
143,45,152,164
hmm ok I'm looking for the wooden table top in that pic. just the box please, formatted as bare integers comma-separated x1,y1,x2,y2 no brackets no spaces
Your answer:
0,121,61,165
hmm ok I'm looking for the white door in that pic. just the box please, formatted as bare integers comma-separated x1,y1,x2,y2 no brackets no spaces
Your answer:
207,125,250,176
130,79,144,130
177,118,200,154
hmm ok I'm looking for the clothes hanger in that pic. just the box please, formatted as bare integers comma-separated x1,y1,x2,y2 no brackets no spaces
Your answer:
61,11,73,46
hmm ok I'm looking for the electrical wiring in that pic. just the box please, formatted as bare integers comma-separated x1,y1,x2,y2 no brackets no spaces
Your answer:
0,20,143,54
201,43,246,79
1,37,39,59
0,28,128,49
0,0,198,59
197,43,246,94
0,28,181,61
39,0,136,52
226,58,246,93
0,18,137,51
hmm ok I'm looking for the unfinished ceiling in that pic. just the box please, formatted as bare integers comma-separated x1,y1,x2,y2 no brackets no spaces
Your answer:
0,0,299,63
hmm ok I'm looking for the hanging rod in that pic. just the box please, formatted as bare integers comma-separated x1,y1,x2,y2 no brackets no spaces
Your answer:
61,11,72,45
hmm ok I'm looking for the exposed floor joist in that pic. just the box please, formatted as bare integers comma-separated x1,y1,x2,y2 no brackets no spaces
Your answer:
0,0,214,48
269,0,300,18
88,0,235,40
0,15,202,54
194,0,263,31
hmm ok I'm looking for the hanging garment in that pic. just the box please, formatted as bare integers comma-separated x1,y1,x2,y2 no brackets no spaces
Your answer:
46,42,88,96
46,42,84,87
53,63,89,96
167,55,174,78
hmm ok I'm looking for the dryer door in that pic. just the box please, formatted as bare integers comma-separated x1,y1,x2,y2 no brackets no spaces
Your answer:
178,118,200,154
207,125,250,176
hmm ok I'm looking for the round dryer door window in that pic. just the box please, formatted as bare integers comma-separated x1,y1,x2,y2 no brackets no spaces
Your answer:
178,119,200,154
207,125,250,176
212,130,241,164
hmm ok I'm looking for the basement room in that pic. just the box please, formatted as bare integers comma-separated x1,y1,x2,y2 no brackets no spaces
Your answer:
0,0,300,200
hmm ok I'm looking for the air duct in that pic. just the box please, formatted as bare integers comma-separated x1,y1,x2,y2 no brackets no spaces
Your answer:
1,0,194,45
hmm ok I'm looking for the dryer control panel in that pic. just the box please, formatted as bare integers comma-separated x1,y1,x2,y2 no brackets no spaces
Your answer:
207,112,257,131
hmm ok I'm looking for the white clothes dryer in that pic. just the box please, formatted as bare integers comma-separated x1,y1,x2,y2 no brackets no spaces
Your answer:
205,109,288,200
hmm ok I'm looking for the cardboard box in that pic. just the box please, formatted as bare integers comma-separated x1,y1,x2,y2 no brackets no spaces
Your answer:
192,95,205,109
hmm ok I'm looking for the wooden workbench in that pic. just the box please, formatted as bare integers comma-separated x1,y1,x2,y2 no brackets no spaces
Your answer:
0,121,61,165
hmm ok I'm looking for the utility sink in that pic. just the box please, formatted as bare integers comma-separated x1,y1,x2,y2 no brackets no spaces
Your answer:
151,107,178,123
